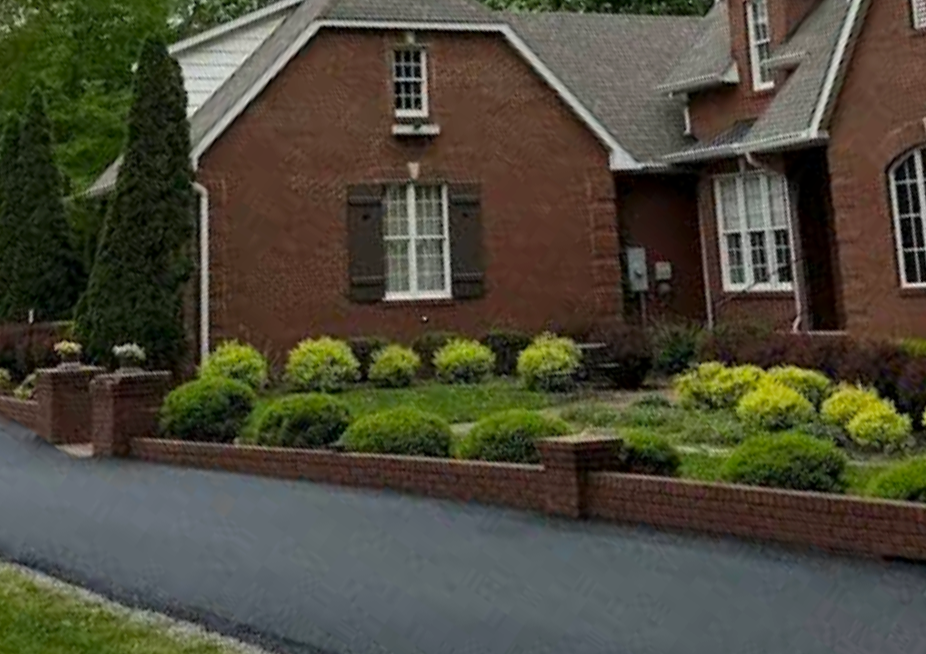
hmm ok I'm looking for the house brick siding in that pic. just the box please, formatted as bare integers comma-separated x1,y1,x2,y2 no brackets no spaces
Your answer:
197,29,622,357
826,0,926,339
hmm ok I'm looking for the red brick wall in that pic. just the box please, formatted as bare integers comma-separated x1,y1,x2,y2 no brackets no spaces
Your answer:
0,397,42,434
198,29,620,358
827,0,926,339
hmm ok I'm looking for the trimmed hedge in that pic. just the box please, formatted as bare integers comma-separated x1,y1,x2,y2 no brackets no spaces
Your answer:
338,407,453,457
866,457,926,503
614,432,680,477
765,366,832,407
200,340,269,390
674,362,766,411
735,381,815,432
285,337,360,393
434,338,495,384
240,394,351,449
455,409,570,463
517,333,582,392
368,344,420,388
820,384,881,428
158,377,256,443
720,432,847,493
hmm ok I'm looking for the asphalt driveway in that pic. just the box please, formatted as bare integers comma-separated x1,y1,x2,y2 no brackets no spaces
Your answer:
1,418,926,654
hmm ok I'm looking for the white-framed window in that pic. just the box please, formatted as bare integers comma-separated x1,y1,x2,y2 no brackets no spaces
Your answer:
746,0,774,91
889,148,926,287
683,103,693,136
914,0,926,30
383,184,451,300
392,47,428,118
713,172,795,292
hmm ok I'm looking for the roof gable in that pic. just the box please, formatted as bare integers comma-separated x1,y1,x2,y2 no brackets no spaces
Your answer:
657,0,736,95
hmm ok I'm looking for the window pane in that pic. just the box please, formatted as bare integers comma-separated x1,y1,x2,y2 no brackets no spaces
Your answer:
415,186,443,237
393,49,424,112
897,180,921,217
744,176,766,229
385,240,410,293
749,232,769,283
719,180,740,230
769,175,789,227
900,216,924,250
774,229,793,283
726,234,745,285
384,186,408,237
416,239,446,292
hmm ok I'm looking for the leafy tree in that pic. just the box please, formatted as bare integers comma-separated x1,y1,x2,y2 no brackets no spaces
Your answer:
75,37,196,372
0,90,82,322
0,114,24,320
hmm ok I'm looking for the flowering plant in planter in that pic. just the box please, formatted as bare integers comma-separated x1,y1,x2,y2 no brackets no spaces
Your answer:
113,343,146,370
53,340,82,364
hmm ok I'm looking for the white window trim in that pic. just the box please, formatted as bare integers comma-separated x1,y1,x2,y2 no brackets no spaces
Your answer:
393,47,429,120
746,0,775,92
889,148,926,288
683,102,693,137
713,172,795,293
384,184,452,302
914,0,926,30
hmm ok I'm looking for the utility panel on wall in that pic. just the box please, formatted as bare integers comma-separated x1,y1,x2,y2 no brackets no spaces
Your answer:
626,247,649,293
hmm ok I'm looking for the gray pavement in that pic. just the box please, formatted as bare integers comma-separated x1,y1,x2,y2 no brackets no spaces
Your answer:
1,417,926,654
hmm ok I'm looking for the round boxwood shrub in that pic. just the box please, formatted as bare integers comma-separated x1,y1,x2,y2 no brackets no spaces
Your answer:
199,340,269,390
412,331,461,378
482,329,532,377
433,338,495,384
674,362,766,411
339,407,452,457
285,337,360,393
820,383,881,427
845,400,912,452
516,333,582,392
240,394,351,449
158,377,256,443
368,344,420,388
735,381,815,432
616,432,680,477
766,366,832,407
720,432,847,493
866,457,926,503
455,409,570,463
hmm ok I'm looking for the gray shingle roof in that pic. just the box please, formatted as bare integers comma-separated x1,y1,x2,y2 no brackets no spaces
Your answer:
320,0,495,22
657,0,734,94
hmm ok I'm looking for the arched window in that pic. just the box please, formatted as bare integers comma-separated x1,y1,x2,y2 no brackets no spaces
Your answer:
889,148,926,286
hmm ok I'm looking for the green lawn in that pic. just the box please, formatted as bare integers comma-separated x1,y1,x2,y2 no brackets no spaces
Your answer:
0,564,247,654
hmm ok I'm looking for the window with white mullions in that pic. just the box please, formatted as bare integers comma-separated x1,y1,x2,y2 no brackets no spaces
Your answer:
393,48,427,117
714,172,795,292
914,0,926,30
747,0,774,90
889,148,926,286
384,184,450,300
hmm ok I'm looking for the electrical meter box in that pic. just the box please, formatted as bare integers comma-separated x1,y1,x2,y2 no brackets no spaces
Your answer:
626,247,649,293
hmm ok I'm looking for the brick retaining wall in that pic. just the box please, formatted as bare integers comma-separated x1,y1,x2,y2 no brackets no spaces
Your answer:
0,396,42,434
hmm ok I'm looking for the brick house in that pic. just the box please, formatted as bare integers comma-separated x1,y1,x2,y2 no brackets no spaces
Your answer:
88,0,926,363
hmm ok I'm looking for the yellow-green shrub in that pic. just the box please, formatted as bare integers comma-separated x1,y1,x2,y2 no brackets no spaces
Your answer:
674,362,766,410
433,339,495,384
766,366,832,407
735,381,815,431
368,344,420,388
0,368,12,395
516,333,582,392
846,401,912,452
200,340,269,390
820,384,880,427
285,337,360,393
866,456,926,502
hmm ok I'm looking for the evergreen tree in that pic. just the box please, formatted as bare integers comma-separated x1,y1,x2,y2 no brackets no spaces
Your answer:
74,37,195,371
8,89,84,322
0,116,23,320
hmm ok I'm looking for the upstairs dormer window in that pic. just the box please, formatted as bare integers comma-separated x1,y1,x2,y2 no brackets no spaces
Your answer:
914,0,926,30
746,0,774,91
393,46,428,119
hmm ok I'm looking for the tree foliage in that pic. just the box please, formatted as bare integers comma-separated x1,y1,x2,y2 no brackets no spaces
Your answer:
74,38,195,371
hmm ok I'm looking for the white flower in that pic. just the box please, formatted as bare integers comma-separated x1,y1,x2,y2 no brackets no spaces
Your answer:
54,341,82,357
112,343,146,363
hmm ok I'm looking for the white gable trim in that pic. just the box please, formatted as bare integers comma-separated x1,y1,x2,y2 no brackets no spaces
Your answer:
191,19,642,171
168,0,304,56
809,0,866,137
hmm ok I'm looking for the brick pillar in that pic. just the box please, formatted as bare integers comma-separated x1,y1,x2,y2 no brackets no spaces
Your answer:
91,371,172,458
537,434,623,519
34,365,106,444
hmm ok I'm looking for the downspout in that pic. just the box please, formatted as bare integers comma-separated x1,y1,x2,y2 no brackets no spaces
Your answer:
193,182,210,364
744,152,804,333
698,183,715,330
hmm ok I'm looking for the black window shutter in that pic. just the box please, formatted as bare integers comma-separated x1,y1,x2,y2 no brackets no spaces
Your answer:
347,185,386,303
448,184,485,299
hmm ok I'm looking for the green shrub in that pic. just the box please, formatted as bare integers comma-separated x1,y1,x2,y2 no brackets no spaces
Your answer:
411,331,461,378
846,401,912,452
615,432,680,477
899,337,926,359
158,377,255,443
720,432,847,493
285,337,360,393
674,362,766,410
455,409,570,463
339,407,452,457
240,394,351,449
433,338,495,384
866,457,926,502
0,368,12,394
199,340,269,390
736,381,815,432
13,372,37,401
649,322,702,376
516,333,582,392
347,336,389,381
593,325,653,389
367,344,420,388
766,366,832,407
559,403,622,428
684,409,750,446
820,383,881,427
482,329,532,376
